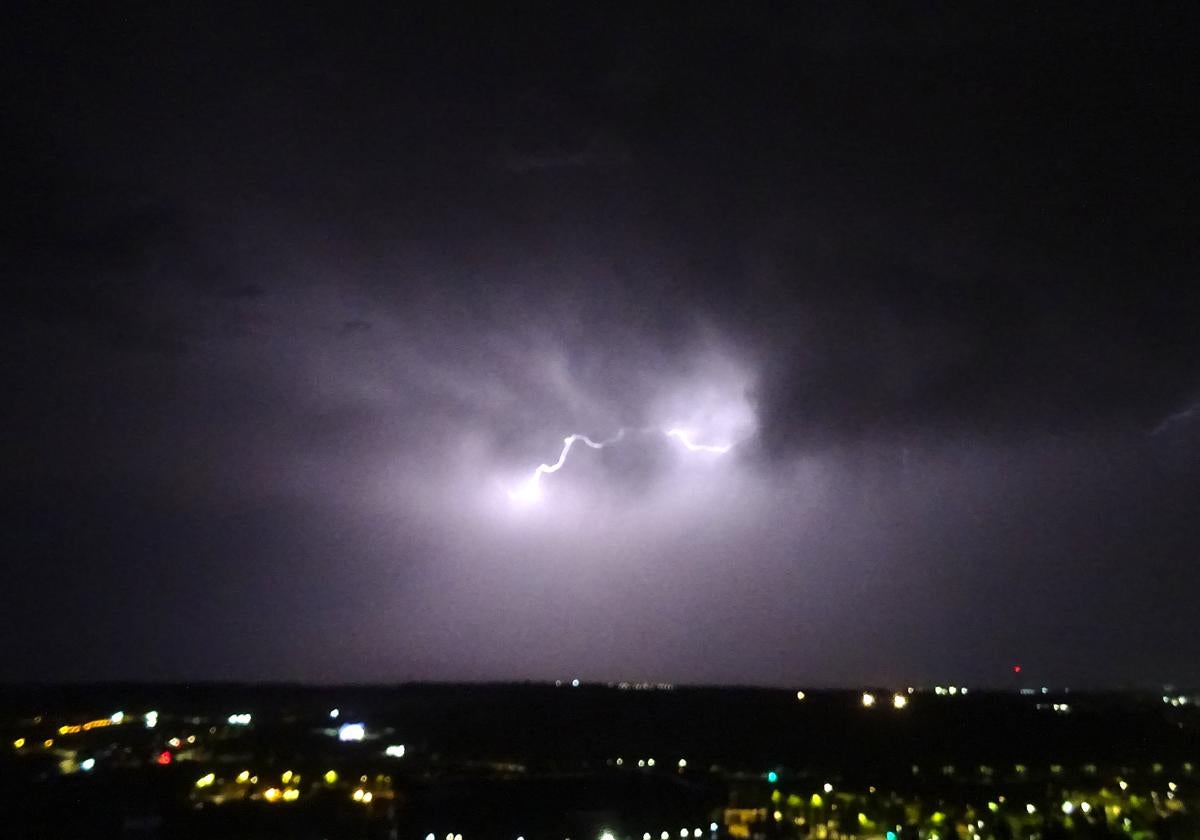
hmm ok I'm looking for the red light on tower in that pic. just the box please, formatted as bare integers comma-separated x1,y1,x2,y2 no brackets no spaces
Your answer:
156,750,172,765
1013,664,1022,674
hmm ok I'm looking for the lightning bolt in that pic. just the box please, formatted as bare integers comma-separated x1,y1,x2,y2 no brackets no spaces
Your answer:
507,426,731,504
664,428,733,454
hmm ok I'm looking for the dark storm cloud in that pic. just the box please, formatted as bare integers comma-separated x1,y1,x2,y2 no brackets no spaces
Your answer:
2,4,1198,686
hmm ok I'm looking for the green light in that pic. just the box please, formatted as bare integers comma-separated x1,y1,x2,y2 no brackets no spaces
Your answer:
766,771,778,783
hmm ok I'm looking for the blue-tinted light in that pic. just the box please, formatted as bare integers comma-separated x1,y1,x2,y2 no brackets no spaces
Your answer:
766,771,778,783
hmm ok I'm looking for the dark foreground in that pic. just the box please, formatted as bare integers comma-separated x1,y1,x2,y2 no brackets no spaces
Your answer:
2,683,1197,839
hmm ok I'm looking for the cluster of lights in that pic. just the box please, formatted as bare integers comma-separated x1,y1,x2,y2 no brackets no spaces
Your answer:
933,686,968,696
633,829,710,840
1164,694,1191,707
143,710,158,729
57,717,117,735
227,713,252,726
195,773,216,789
351,788,374,804
263,787,300,803
614,681,674,691
384,744,406,758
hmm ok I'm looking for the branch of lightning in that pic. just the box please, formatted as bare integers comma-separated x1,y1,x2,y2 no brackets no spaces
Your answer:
507,426,733,504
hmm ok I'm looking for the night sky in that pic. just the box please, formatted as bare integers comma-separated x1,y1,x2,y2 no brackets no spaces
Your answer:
3,5,1198,687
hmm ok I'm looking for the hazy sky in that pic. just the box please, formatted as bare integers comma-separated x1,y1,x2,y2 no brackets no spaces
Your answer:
3,5,1198,686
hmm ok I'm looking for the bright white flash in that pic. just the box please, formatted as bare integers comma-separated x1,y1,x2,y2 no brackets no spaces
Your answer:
507,426,731,504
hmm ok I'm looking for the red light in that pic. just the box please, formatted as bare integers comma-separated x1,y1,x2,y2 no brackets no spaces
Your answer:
1013,665,1022,674
156,750,172,765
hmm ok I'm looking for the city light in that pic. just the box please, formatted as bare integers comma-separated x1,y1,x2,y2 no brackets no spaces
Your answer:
236,770,250,783
678,758,687,768
1026,804,1037,815
144,710,158,729
324,769,338,783
264,788,281,802
710,824,718,832
1080,802,1092,814
893,693,908,709
13,738,24,749
796,690,806,701
283,788,299,802
329,708,340,718
823,782,834,794
156,751,172,765
227,713,252,726
862,692,876,707
767,771,778,783
338,722,366,741
281,770,293,784
57,717,115,735
80,758,95,771
600,831,616,840
195,773,215,788
1062,801,1075,814
352,788,365,802
110,711,125,724
385,744,406,757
